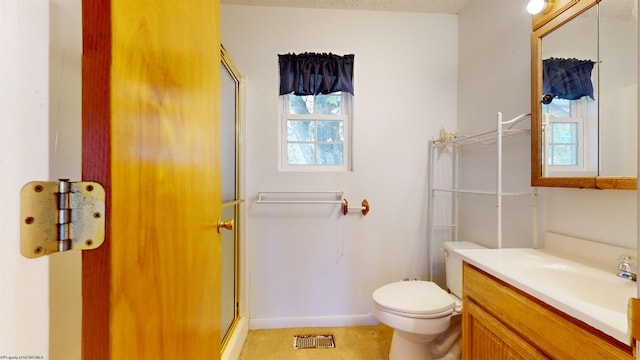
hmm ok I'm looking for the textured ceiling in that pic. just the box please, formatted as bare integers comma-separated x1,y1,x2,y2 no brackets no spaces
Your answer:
221,0,473,14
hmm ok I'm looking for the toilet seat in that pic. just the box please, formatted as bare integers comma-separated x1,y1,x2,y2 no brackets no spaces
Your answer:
449,293,463,314
372,281,454,319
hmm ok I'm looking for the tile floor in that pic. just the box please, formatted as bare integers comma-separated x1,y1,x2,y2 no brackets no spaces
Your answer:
238,325,393,360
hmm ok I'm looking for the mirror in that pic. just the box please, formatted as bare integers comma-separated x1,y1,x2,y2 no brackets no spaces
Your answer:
531,0,638,189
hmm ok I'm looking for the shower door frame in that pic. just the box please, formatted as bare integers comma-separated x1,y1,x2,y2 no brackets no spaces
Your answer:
220,45,243,349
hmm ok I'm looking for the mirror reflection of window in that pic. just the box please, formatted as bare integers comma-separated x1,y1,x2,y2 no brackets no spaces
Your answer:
541,4,598,177
545,98,571,118
542,97,597,177
548,121,579,166
538,0,638,180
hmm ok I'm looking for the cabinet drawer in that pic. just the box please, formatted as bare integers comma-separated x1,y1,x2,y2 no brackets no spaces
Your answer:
463,263,632,360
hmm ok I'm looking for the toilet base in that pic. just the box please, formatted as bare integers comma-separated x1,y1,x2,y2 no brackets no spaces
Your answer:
389,329,435,360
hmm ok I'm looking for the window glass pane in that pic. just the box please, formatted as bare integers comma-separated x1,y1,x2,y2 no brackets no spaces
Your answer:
550,144,578,165
288,143,315,165
221,62,237,202
317,143,343,165
287,120,315,141
315,93,342,115
288,94,313,114
316,121,343,142
551,122,577,143
281,92,351,170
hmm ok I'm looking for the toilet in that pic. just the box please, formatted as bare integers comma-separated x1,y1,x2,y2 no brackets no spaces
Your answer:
372,241,485,360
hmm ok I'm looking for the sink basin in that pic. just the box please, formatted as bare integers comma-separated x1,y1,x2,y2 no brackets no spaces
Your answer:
531,263,636,314
456,248,636,345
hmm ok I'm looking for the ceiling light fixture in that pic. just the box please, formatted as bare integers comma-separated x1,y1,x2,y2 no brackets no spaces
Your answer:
526,0,548,15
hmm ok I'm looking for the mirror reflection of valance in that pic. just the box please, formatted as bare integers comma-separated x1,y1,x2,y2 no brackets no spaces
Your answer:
542,57,595,101
278,52,354,96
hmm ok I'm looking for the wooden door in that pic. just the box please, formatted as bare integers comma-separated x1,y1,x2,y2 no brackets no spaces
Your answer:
81,1,222,358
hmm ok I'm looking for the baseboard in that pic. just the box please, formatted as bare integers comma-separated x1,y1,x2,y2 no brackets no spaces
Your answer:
222,317,249,360
249,314,379,330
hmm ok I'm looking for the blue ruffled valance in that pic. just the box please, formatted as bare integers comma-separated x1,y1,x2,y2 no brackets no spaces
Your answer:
542,57,595,101
278,52,354,96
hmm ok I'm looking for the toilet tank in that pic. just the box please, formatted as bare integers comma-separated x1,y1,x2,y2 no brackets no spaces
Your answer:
443,241,486,298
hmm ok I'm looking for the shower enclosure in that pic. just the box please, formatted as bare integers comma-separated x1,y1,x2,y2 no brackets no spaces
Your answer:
221,46,242,348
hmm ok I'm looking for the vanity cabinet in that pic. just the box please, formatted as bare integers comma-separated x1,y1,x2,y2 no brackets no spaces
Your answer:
462,263,633,360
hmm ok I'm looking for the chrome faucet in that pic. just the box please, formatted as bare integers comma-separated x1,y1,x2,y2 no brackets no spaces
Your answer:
617,255,637,281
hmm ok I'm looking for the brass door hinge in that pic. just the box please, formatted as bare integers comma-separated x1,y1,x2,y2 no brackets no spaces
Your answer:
20,179,105,258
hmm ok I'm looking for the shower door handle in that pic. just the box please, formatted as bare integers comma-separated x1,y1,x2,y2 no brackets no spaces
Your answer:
217,218,234,233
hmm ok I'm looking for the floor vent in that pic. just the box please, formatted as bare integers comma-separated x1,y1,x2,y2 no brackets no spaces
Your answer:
293,335,335,349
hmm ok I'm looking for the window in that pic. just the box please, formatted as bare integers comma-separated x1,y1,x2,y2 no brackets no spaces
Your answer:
280,92,352,171
277,52,355,172
546,119,580,166
542,97,597,176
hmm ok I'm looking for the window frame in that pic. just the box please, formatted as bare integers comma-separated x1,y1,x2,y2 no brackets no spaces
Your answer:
279,92,353,172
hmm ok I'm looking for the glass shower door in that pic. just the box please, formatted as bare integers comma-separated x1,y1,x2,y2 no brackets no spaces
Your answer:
220,203,238,341
221,47,241,345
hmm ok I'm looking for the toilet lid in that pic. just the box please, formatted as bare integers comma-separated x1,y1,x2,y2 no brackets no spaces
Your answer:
373,281,454,317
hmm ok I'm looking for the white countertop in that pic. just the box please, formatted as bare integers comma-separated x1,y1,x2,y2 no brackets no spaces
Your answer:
456,248,636,345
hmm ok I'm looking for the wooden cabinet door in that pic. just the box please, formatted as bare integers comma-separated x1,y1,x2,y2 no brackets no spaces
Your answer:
81,1,222,358
463,300,550,360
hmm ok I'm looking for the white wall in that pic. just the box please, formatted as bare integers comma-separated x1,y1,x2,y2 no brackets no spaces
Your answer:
456,0,533,250
0,1,50,358
221,5,458,328
48,0,82,359
458,0,637,250
1,1,82,359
